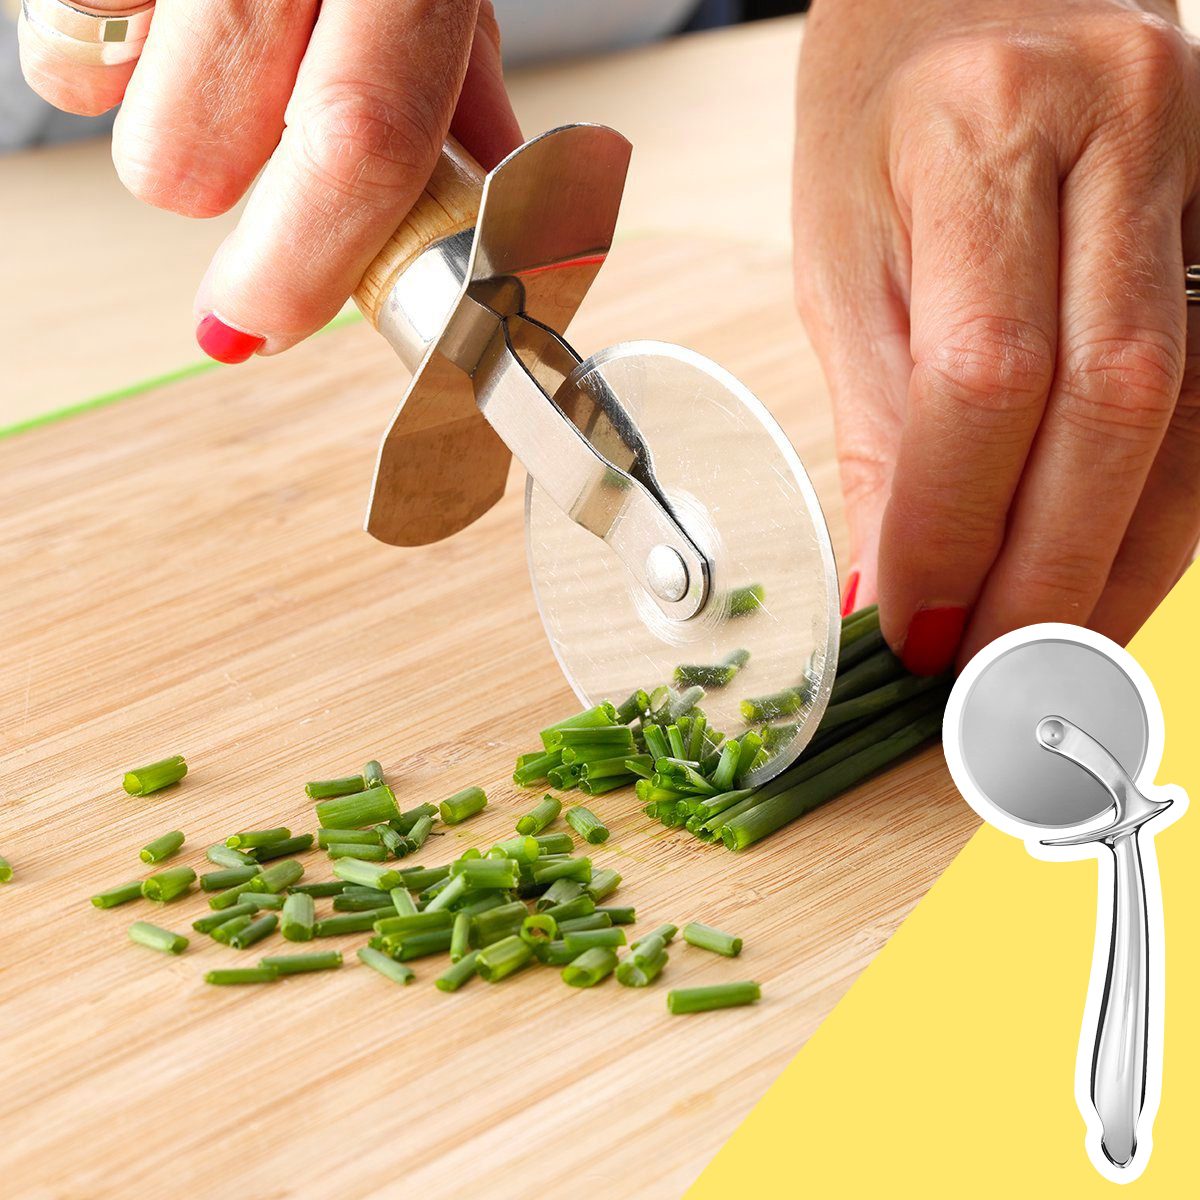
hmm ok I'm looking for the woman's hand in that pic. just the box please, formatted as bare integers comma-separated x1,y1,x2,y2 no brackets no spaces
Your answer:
19,0,521,362
794,0,1200,672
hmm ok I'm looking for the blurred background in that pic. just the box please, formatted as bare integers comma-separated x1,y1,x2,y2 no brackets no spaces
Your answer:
0,0,807,150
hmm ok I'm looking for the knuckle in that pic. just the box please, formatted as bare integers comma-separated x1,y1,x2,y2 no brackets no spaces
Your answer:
1057,332,1182,444
475,1,503,56
913,313,1055,428
1100,14,1189,132
112,124,241,217
1005,544,1111,615
291,83,443,204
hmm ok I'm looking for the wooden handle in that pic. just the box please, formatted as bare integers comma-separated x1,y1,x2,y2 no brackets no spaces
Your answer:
353,138,485,328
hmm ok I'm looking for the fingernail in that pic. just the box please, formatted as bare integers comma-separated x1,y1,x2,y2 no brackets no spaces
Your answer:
900,605,968,676
840,570,860,618
196,313,265,364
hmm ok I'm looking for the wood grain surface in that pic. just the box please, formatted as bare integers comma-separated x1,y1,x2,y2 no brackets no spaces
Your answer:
0,235,977,1199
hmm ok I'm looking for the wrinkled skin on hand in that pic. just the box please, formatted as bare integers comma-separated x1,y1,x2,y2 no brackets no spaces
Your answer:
794,0,1200,671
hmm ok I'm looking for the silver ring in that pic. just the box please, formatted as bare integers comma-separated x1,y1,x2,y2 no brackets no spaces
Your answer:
20,0,154,65
1187,265,1200,305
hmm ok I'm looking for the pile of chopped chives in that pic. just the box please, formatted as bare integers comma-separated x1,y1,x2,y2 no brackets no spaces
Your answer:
90,754,756,1007
510,606,948,850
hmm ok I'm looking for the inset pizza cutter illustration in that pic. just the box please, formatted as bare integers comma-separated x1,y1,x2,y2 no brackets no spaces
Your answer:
943,624,1187,1182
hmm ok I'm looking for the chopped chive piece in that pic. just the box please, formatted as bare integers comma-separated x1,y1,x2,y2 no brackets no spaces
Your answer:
450,911,473,961
140,865,196,903
260,950,342,974
374,824,406,857
209,879,259,909
205,967,280,985
313,909,394,936
226,827,290,850
356,946,416,985
230,913,278,949
682,921,742,957
281,892,315,942
542,894,595,923
240,892,285,910
487,835,539,863
389,886,418,917
472,900,528,939
405,814,434,852
516,795,561,836
252,834,315,861
536,878,585,911
395,865,449,890
192,902,257,933
674,649,750,689
458,891,507,917
513,751,563,787
629,933,668,965
436,950,479,992
564,928,626,953
91,879,144,909
122,755,187,796
422,874,470,913
328,843,388,861
248,860,304,893
540,703,620,750
534,940,580,965
377,928,453,960
333,858,404,892
531,857,591,885
565,806,609,845
615,689,650,724
139,830,185,864
288,880,346,897
439,786,488,825
520,913,557,945
373,910,453,936
616,949,667,987
597,905,636,925
562,947,619,988
200,866,260,891
206,843,257,869
632,923,678,949
585,867,621,902
739,688,805,723
728,583,765,616
363,760,385,789
128,920,188,954
448,859,519,889
333,891,397,912
213,915,254,945
318,828,382,848
392,803,438,835
558,913,612,933
314,785,400,829
305,776,366,800
667,982,760,1013
475,934,534,982
534,832,574,855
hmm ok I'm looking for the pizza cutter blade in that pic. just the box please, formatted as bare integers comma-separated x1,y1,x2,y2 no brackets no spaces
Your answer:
353,125,841,782
943,624,1186,1181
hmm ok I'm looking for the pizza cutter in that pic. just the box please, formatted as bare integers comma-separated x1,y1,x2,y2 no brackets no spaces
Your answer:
351,125,840,784
943,624,1187,1181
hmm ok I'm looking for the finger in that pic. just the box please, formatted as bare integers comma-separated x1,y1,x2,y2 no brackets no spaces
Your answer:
17,0,141,117
961,152,1188,662
793,235,910,617
876,137,1060,674
448,0,523,170
1087,208,1200,644
193,0,490,361
111,0,317,218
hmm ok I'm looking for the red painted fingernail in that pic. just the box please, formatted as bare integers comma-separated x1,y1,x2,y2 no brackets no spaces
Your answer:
840,570,860,618
196,313,265,364
900,605,967,676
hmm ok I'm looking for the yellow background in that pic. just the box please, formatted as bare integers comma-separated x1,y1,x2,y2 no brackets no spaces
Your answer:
691,567,1198,1197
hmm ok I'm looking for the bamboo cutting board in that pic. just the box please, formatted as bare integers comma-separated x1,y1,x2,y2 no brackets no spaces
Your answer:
0,236,976,1199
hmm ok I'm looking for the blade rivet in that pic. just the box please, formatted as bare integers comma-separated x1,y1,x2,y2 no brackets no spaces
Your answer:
645,544,689,602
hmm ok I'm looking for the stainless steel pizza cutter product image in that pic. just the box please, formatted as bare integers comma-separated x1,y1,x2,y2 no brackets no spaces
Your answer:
352,125,840,785
942,624,1187,1181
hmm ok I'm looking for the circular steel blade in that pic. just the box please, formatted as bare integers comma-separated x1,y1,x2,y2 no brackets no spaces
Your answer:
524,340,839,786
947,634,1148,830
